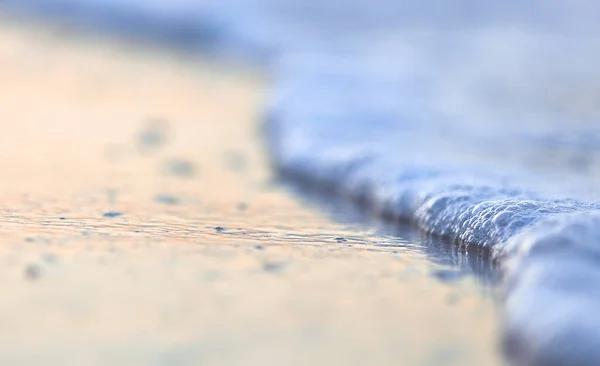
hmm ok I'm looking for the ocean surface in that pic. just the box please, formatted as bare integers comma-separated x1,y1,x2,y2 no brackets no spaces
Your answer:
4,1,600,364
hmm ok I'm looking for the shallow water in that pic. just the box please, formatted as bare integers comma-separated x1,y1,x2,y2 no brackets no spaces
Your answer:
0,20,500,365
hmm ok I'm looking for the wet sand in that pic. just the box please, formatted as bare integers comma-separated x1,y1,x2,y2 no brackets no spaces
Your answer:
0,18,500,365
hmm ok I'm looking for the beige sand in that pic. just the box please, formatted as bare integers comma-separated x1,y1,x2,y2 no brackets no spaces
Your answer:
0,18,500,365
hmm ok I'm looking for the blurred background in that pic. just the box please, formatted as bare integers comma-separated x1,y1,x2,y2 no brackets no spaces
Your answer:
0,1,598,365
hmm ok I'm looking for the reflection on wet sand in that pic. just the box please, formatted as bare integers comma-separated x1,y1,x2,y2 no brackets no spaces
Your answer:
287,182,499,287
0,17,500,365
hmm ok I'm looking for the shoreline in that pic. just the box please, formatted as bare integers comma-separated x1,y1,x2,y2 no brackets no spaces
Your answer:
0,15,499,366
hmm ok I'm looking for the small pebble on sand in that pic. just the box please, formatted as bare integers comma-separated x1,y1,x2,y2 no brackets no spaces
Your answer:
24,264,41,281
162,159,196,178
154,194,180,205
138,117,169,151
262,262,285,273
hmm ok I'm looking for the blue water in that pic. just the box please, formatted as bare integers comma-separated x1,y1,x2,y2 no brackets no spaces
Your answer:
5,1,600,364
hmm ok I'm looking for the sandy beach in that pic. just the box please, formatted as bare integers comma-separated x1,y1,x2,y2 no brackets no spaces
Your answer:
0,17,500,365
